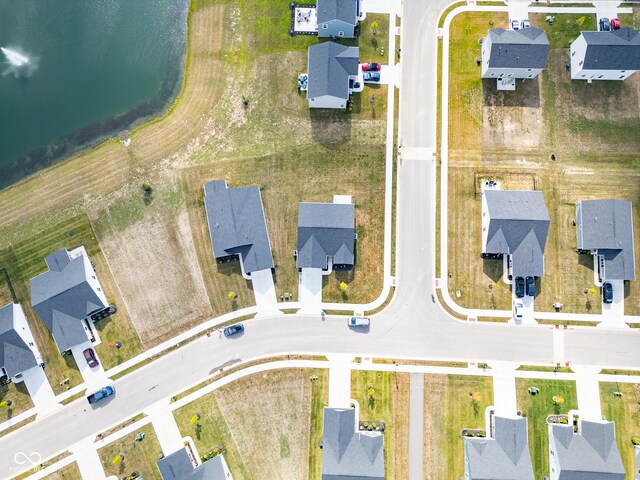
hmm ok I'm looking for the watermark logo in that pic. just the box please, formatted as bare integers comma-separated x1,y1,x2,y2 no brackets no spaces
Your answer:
14,451,42,469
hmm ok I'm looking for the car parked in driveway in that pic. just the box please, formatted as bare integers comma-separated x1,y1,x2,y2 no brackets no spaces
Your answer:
223,324,244,337
83,348,99,368
348,317,370,327
511,19,520,30
610,18,621,30
363,71,381,82
521,19,530,28
513,301,524,321
602,282,613,304
526,276,535,297
514,277,525,298
362,62,381,71
599,17,610,31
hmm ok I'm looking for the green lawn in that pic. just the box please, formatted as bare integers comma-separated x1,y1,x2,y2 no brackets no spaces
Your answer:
98,423,163,480
0,214,143,394
600,382,640,477
531,13,596,49
0,380,33,421
40,462,81,480
516,378,578,479
308,369,329,479
424,374,494,478
351,370,409,480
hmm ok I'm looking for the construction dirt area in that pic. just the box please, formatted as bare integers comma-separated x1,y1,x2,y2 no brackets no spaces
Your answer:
446,10,640,317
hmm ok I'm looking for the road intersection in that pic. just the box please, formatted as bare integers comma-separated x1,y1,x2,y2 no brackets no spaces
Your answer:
2,0,639,478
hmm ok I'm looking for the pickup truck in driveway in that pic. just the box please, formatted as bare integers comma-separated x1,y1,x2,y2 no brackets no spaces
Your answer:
87,385,115,404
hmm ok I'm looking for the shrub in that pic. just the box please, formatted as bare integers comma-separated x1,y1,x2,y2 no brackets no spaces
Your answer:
632,436,640,446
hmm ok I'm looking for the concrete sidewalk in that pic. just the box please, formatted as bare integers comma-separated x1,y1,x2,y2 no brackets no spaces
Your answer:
408,373,424,480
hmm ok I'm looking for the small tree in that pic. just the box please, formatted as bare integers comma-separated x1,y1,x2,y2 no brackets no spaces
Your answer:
190,414,201,425
112,455,124,465
228,291,237,300
0,400,11,408
339,282,348,292
370,21,378,35
471,391,481,417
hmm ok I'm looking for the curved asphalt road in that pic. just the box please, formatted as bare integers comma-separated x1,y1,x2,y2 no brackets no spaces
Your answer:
1,0,638,477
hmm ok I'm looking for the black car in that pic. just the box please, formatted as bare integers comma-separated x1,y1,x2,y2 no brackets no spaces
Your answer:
223,323,244,337
599,17,610,31
602,283,613,304
526,276,535,297
514,277,525,298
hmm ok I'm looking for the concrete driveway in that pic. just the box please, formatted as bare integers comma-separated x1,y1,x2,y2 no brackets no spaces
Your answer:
600,279,626,327
298,268,323,314
593,1,622,24
20,366,60,418
70,342,107,390
250,268,281,317
507,0,530,27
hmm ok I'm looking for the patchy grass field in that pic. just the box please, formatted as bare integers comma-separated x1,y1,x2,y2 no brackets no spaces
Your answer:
0,381,33,421
515,378,578,479
40,463,81,480
174,368,322,479
0,214,142,394
600,382,640,477
98,423,163,480
446,11,640,316
423,374,493,479
351,370,409,480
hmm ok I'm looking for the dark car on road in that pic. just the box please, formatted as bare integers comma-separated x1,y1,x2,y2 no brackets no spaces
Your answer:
599,17,610,31
514,277,525,298
362,62,381,71
526,276,535,297
83,348,99,368
223,324,244,337
87,385,115,404
362,71,381,82
602,282,613,304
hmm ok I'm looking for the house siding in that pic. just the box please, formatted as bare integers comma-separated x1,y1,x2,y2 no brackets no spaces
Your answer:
308,94,347,109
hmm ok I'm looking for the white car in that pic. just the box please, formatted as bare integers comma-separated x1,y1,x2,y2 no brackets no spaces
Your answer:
522,19,530,28
513,301,524,320
511,19,520,30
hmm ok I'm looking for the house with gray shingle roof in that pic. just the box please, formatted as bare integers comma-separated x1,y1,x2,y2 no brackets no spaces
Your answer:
548,420,625,480
203,180,274,277
307,42,359,109
322,407,384,480
481,27,550,90
297,202,355,271
30,247,108,354
317,0,360,39
0,303,40,380
481,190,550,279
156,447,233,480
463,415,534,480
571,28,640,81
576,200,636,282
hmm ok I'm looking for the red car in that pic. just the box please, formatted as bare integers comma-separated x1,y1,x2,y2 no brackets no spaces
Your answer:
83,348,99,368
610,18,621,30
361,63,381,71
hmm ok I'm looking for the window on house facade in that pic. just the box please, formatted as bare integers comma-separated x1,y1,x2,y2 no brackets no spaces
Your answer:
598,75,603,78
579,61,583,66
619,75,625,79
322,24,328,29
338,31,344,37
572,51,575,56
528,74,533,78
527,68,532,72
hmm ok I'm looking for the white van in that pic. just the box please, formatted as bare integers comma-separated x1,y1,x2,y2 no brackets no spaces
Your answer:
513,301,524,320
348,317,370,327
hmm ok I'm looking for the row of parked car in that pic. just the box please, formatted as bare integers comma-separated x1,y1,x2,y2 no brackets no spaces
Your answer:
362,63,381,82
511,18,530,30
599,17,622,31
514,276,535,298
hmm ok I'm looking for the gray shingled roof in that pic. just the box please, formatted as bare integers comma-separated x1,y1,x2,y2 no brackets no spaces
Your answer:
580,28,640,70
308,42,359,101
0,304,37,378
464,416,534,480
156,448,230,480
576,200,635,281
550,421,625,479
297,203,355,269
30,250,106,353
203,180,274,274
484,190,550,278
317,0,358,25
487,28,550,69
322,407,384,479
